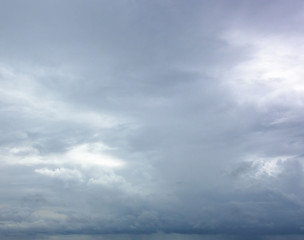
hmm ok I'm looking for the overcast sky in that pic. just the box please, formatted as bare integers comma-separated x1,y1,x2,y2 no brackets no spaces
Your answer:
1,0,304,239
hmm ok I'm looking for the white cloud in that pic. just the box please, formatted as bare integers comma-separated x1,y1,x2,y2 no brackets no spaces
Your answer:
245,155,294,178
1,142,125,168
66,143,124,168
88,170,126,185
34,168,83,182
222,31,304,109
0,142,132,191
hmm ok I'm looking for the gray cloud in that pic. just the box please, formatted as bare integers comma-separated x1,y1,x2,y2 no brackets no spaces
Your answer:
1,0,304,238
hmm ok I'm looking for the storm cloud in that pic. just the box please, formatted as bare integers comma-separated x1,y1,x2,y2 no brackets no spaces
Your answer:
1,0,304,239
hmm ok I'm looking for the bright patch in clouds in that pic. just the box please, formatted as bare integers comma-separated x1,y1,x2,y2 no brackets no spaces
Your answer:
35,168,84,182
66,143,124,168
223,31,304,108
1,142,127,189
246,155,294,178
1,142,124,168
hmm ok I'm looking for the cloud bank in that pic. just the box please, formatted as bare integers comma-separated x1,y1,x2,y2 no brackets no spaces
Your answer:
1,0,304,239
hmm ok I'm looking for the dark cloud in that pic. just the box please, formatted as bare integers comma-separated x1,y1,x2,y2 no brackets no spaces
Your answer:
1,0,304,238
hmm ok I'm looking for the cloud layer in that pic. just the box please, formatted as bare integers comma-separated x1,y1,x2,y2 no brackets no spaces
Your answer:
1,0,304,239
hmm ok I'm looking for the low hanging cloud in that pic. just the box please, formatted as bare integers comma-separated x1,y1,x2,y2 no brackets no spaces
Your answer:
1,0,304,239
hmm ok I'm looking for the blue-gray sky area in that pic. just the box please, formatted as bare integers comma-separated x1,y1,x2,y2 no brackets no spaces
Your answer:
1,0,304,239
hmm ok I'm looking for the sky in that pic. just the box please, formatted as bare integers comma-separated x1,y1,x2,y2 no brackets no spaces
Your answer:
1,0,304,239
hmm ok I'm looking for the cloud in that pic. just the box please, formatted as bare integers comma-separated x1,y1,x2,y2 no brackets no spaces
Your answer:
1,0,304,238
34,168,84,182
222,31,304,109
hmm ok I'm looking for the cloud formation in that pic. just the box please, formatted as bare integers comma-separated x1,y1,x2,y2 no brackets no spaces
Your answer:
1,0,304,239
